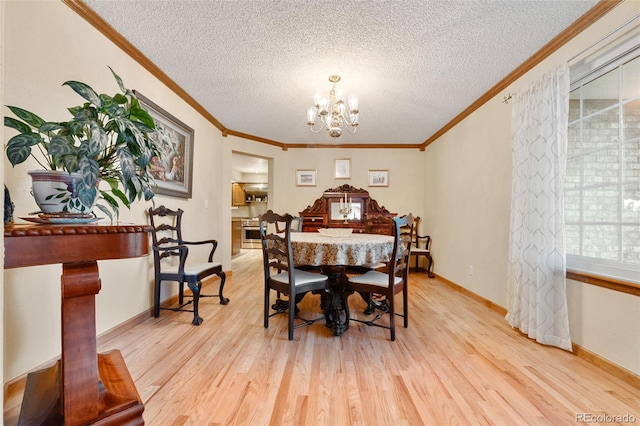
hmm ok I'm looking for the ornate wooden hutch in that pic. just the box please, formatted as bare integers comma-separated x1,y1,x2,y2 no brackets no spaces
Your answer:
299,184,395,233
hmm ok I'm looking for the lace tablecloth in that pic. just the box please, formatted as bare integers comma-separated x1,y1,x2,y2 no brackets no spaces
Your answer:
290,232,394,266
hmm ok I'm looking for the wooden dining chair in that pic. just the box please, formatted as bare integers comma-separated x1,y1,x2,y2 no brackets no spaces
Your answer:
260,210,330,340
345,214,414,341
346,214,396,313
409,217,435,277
148,206,228,325
360,214,395,271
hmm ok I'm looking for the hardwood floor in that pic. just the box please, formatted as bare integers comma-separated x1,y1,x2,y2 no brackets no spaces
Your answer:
5,249,639,425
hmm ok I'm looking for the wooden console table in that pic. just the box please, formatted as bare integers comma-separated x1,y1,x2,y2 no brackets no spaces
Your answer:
4,224,150,425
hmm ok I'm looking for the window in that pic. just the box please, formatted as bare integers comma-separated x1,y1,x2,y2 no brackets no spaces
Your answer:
566,47,640,284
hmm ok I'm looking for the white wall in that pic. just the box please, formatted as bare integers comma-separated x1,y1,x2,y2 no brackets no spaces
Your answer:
424,1,640,375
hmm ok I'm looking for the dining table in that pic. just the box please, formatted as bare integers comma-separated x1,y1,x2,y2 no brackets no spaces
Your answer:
289,231,395,335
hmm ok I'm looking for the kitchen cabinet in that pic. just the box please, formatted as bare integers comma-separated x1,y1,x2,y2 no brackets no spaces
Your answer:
232,219,242,255
232,183,246,206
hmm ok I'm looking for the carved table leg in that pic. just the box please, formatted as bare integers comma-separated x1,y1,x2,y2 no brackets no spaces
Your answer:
60,261,145,426
319,265,349,336
61,261,101,425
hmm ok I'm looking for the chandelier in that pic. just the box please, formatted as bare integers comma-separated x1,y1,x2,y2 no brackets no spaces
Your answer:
307,75,359,138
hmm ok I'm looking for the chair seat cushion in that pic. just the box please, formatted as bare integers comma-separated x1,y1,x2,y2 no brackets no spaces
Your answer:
348,270,402,288
411,248,430,254
271,268,328,286
163,262,222,276
359,262,387,271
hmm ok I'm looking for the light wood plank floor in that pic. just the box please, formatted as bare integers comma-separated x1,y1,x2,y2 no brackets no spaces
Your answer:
5,249,639,425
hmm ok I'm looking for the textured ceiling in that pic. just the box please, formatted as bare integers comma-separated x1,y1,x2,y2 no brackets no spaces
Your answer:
82,0,599,146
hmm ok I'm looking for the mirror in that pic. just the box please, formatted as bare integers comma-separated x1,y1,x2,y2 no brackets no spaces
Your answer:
330,201,362,221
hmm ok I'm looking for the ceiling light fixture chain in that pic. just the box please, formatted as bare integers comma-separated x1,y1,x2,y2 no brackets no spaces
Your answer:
307,75,359,138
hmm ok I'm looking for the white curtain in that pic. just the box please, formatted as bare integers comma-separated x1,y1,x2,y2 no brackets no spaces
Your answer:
506,63,572,351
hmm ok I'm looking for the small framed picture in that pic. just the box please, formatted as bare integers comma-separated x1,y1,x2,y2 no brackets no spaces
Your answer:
334,158,351,179
368,170,389,187
296,169,317,186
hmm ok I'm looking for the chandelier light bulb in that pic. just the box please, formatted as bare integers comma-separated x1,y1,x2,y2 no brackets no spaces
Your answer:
348,94,359,114
307,107,317,125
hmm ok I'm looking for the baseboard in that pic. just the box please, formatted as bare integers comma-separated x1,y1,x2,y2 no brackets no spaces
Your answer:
571,343,640,389
433,273,640,389
434,273,507,316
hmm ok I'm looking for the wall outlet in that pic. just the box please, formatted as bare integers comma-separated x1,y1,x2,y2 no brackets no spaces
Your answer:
468,265,474,276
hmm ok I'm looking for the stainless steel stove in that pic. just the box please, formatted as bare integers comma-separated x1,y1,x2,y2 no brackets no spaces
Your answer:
241,218,261,249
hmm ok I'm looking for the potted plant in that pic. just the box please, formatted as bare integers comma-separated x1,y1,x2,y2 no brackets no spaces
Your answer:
4,67,160,221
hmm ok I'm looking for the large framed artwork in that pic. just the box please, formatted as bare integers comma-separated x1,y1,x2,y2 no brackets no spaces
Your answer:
134,91,194,198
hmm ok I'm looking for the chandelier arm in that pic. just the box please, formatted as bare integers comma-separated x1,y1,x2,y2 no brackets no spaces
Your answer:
340,111,358,126
308,121,324,133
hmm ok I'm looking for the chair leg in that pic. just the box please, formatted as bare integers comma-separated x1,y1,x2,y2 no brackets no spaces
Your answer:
179,282,185,305
188,281,204,325
403,286,409,328
264,285,270,329
216,271,229,305
389,293,395,341
426,254,434,278
357,291,375,315
288,292,296,340
154,278,161,318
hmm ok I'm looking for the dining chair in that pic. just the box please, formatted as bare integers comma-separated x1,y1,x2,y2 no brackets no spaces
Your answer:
345,214,414,341
361,214,395,270
260,210,329,340
148,205,228,325
409,216,435,278
346,214,396,313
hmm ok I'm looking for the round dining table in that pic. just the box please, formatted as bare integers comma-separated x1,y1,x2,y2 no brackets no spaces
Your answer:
289,231,395,335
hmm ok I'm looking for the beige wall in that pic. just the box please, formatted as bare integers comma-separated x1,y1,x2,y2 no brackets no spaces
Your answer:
2,0,638,387
424,1,640,375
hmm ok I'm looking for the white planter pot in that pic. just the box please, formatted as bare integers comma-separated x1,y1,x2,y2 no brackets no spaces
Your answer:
28,170,95,214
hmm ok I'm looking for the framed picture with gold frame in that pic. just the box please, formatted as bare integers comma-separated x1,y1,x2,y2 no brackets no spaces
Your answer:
134,90,194,198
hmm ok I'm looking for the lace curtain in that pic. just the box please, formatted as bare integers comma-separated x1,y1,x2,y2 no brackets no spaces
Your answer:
506,63,572,351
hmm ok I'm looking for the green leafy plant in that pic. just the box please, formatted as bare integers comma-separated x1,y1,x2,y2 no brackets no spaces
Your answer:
4,67,160,221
